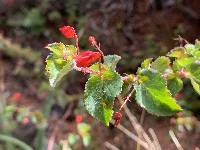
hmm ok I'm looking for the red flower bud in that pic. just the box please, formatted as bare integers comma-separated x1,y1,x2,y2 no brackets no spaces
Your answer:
59,26,77,39
74,51,101,67
88,36,97,46
114,112,122,126
75,115,83,124
10,92,22,102
22,117,30,125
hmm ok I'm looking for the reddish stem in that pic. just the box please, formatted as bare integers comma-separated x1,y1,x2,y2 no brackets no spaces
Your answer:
75,36,80,55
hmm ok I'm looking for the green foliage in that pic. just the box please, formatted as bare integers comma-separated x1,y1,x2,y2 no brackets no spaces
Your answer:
167,77,183,96
77,123,91,147
167,47,187,58
141,58,152,68
45,43,76,87
135,69,181,116
151,56,170,73
190,79,200,95
104,55,121,70
67,133,79,146
44,27,200,126
84,68,123,126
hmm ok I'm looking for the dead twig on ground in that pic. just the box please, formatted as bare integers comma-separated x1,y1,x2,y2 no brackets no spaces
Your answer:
149,128,162,150
169,130,184,150
117,96,153,148
104,141,120,150
110,120,149,150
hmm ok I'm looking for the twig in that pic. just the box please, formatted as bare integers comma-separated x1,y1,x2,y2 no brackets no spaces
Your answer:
169,130,184,150
75,37,80,55
73,60,100,75
149,128,162,150
136,109,146,150
110,120,149,150
47,127,58,150
117,96,153,147
104,141,120,150
119,88,134,111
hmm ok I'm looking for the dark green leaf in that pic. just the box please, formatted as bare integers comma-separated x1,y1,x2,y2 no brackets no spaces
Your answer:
84,69,123,126
135,69,181,116
167,77,183,96
174,57,200,82
191,79,200,95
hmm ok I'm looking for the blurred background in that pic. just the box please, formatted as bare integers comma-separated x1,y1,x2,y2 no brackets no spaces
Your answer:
0,0,200,149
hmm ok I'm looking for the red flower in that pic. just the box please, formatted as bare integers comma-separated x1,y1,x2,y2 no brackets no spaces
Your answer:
59,26,77,39
22,117,30,125
88,36,97,46
10,92,22,102
75,115,83,124
74,51,101,67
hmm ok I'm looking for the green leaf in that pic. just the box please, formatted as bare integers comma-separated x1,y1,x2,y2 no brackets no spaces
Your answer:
135,69,181,116
84,69,123,126
45,43,77,87
46,42,66,57
46,43,76,58
174,57,200,82
167,77,183,96
77,123,91,147
82,134,91,147
104,55,121,70
185,43,200,57
45,55,73,87
167,47,187,58
151,56,170,73
185,44,195,54
195,40,200,50
190,79,200,95
141,58,152,69
67,133,79,146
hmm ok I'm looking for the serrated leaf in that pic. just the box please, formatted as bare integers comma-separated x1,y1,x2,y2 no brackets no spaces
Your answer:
46,42,66,57
84,69,123,126
191,79,200,95
141,58,153,68
167,47,187,58
185,43,200,57
173,57,200,82
195,40,200,50
45,43,77,87
185,44,195,54
45,54,73,87
151,56,170,73
167,77,183,96
46,43,76,58
135,69,181,116
104,55,121,70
